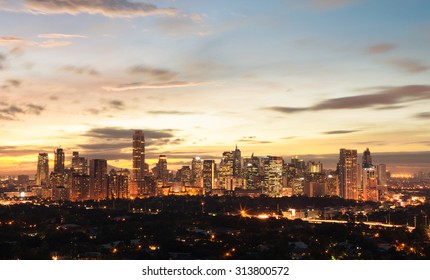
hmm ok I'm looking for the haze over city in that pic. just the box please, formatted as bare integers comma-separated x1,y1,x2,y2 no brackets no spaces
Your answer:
1,0,430,175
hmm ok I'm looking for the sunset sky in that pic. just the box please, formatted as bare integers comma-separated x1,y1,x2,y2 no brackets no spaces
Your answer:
1,0,430,176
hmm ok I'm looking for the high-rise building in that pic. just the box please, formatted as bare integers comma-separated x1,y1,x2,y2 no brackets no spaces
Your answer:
54,147,65,173
218,151,233,188
377,164,387,186
36,152,49,186
243,155,260,190
70,173,90,201
132,130,145,195
89,159,108,200
108,169,129,199
233,145,242,177
191,157,203,187
338,148,358,200
362,148,372,168
202,160,215,194
307,161,323,174
262,156,284,196
177,166,191,186
72,151,88,175
361,148,378,201
154,155,168,185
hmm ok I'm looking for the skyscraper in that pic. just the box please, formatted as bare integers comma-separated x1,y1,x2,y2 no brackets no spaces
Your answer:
262,156,283,196
154,155,168,185
362,147,372,168
338,148,358,200
72,151,88,175
54,147,65,173
36,152,49,186
232,145,242,177
202,160,215,194
132,130,145,195
377,163,387,186
89,159,108,200
191,157,203,187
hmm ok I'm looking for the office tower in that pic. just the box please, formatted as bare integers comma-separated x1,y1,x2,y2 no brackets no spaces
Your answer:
132,130,145,195
338,148,358,200
54,147,65,173
377,164,387,186
232,145,242,177
243,155,260,190
362,148,372,168
202,160,215,194
361,148,378,201
307,161,323,174
108,169,129,199
191,157,203,187
154,155,168,185
262,156,284,196
177,166,191,186
89,159,108,200
71,173,90,201
218,151,233,188
36,152,49,186
325,174,339,197
72,151,88,175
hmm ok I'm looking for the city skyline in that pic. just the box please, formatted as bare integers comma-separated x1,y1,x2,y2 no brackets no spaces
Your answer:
1,0,430,175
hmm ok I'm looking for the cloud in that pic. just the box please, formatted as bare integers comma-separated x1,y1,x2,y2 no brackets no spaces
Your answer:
84,127,176,140
24,0,176,18
0,36,26,43
108,100,124,110
1,79,22,90
384,59,428,73
0,53,6,70
37,40,71,48
26,104,45,115
0,102,45,120
414,112,430,119
265,85,430,114
128,65,177,81
367,43,395,54
103,80,207,91
237,136,272,144
62,65,99,76
147,110,201,115
323,130,360,135
0,35,70,48
38,33,86,39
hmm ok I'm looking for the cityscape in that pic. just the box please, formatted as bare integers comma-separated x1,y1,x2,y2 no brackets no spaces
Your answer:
1,131,430,259
1,0,430,261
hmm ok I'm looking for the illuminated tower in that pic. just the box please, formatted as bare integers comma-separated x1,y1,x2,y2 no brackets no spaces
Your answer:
155,155,168,185
232,145,242,177
36,152,49,186
361,148,378,201
243,155,260,190
191,157,203,187
108,169,129,199
89,159,108,200
54,147,65,173
132,130,145,195
218,151,233,188
202,160,215,194
338,148,358,200
262,156,283,196
72,151,88,175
